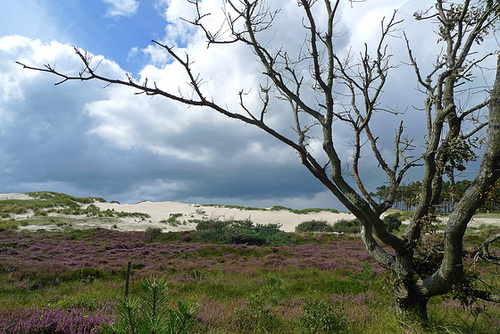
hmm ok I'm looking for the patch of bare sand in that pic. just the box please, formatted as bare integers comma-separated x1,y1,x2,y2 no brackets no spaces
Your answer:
94,201,356,232
3,193,498,232
0,193,33,200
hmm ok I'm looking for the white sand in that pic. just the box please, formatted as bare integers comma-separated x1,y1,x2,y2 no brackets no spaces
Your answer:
94,201,355,232
0,193,33,200
2,193,499,232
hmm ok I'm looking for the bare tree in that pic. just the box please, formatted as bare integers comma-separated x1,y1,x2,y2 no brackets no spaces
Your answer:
17,0,500,322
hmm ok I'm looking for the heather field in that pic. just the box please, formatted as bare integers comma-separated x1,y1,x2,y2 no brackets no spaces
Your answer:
0,192,499,333
1,228,499,333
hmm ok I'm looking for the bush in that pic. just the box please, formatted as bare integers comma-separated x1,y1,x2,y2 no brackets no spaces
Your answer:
144,227,163,242
235,296,281,333
300,297,349,333
0,220,18,231
295,220,334,233
102,277,198,334
193,219,290,245
62,267,106,283
383,213,402,233
331,219,360,234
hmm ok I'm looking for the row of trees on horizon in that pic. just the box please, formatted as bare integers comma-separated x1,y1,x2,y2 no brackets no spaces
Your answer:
375,179,500,213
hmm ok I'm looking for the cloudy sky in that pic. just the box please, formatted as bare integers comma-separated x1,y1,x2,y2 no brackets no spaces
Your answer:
0,0,496,208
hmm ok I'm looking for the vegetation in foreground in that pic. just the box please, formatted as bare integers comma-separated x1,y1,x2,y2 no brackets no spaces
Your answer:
0,220,499,333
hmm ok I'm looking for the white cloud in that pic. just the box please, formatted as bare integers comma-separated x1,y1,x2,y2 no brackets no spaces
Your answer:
103,0,139,18
1,1,496,207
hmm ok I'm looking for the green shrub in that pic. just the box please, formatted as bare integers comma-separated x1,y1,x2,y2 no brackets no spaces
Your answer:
84,204,101,216
57,296,101,312
193,219,289,245
331,219,360,234
295,220,334,232
144,227,163,242
62,267,106,283
270,206,339,214
102,277,198,334
28,275,61,291
0,220,18,231
300,297,349,333
0,203,28,215
235,290,283,333
161,213,183,226
383,212,403,232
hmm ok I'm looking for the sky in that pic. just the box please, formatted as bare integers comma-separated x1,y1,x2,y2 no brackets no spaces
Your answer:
0,0,497,209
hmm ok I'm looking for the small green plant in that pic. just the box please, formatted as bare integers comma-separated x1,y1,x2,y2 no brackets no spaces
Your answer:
0,219,18,231
382,212,403,233
270,206,339,214
350,262,377,283
235,290,282,333
300,296,350,334
162,213,183,227
295,220,334,233
103,277,198,334
233,275,286,333
144,227,163,243
62,267,105,283
331,219,360,234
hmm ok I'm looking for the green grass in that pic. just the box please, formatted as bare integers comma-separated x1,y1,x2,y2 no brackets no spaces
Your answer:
0,192,150,224
0,191,105,219
270,205,340,214
0,220,18,231
203,204,268,211
1,196,499,333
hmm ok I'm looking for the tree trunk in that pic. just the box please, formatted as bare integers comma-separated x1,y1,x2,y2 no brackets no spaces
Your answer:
394,280,429,322
393,252,429,323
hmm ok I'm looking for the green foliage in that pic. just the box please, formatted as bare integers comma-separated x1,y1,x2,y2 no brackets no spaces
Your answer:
234,278,286,333
103,277,198,334
377,178,500,213
28,191,106,204
193,219,290,245
144,227,163,243
167,213,182,224
350,262,377,283
331,219,360,234
383,213,403,233
62,267,106,283
271,206,339,214
262,275,287,305
299,296,349,334
28,275,61,291
0,219,18,231
295,220,334,233
57,296,101,312
1,228,499,332
152,231,190,243
0,192,150,220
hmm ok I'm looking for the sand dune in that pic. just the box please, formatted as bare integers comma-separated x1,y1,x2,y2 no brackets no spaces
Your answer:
94,201,355,232
2,193,498,232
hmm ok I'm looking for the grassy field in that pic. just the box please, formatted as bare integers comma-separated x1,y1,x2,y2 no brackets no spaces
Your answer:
0,227,499,333
0,193,499,333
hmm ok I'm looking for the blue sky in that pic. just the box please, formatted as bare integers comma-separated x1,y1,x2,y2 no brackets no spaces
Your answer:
0,0,496,208
1,0,166,74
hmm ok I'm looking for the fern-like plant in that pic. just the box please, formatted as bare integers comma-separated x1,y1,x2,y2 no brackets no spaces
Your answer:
103,277,197,334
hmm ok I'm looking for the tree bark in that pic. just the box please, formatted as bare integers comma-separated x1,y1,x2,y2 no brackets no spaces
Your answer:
397,54,500,323
393,251,429,322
